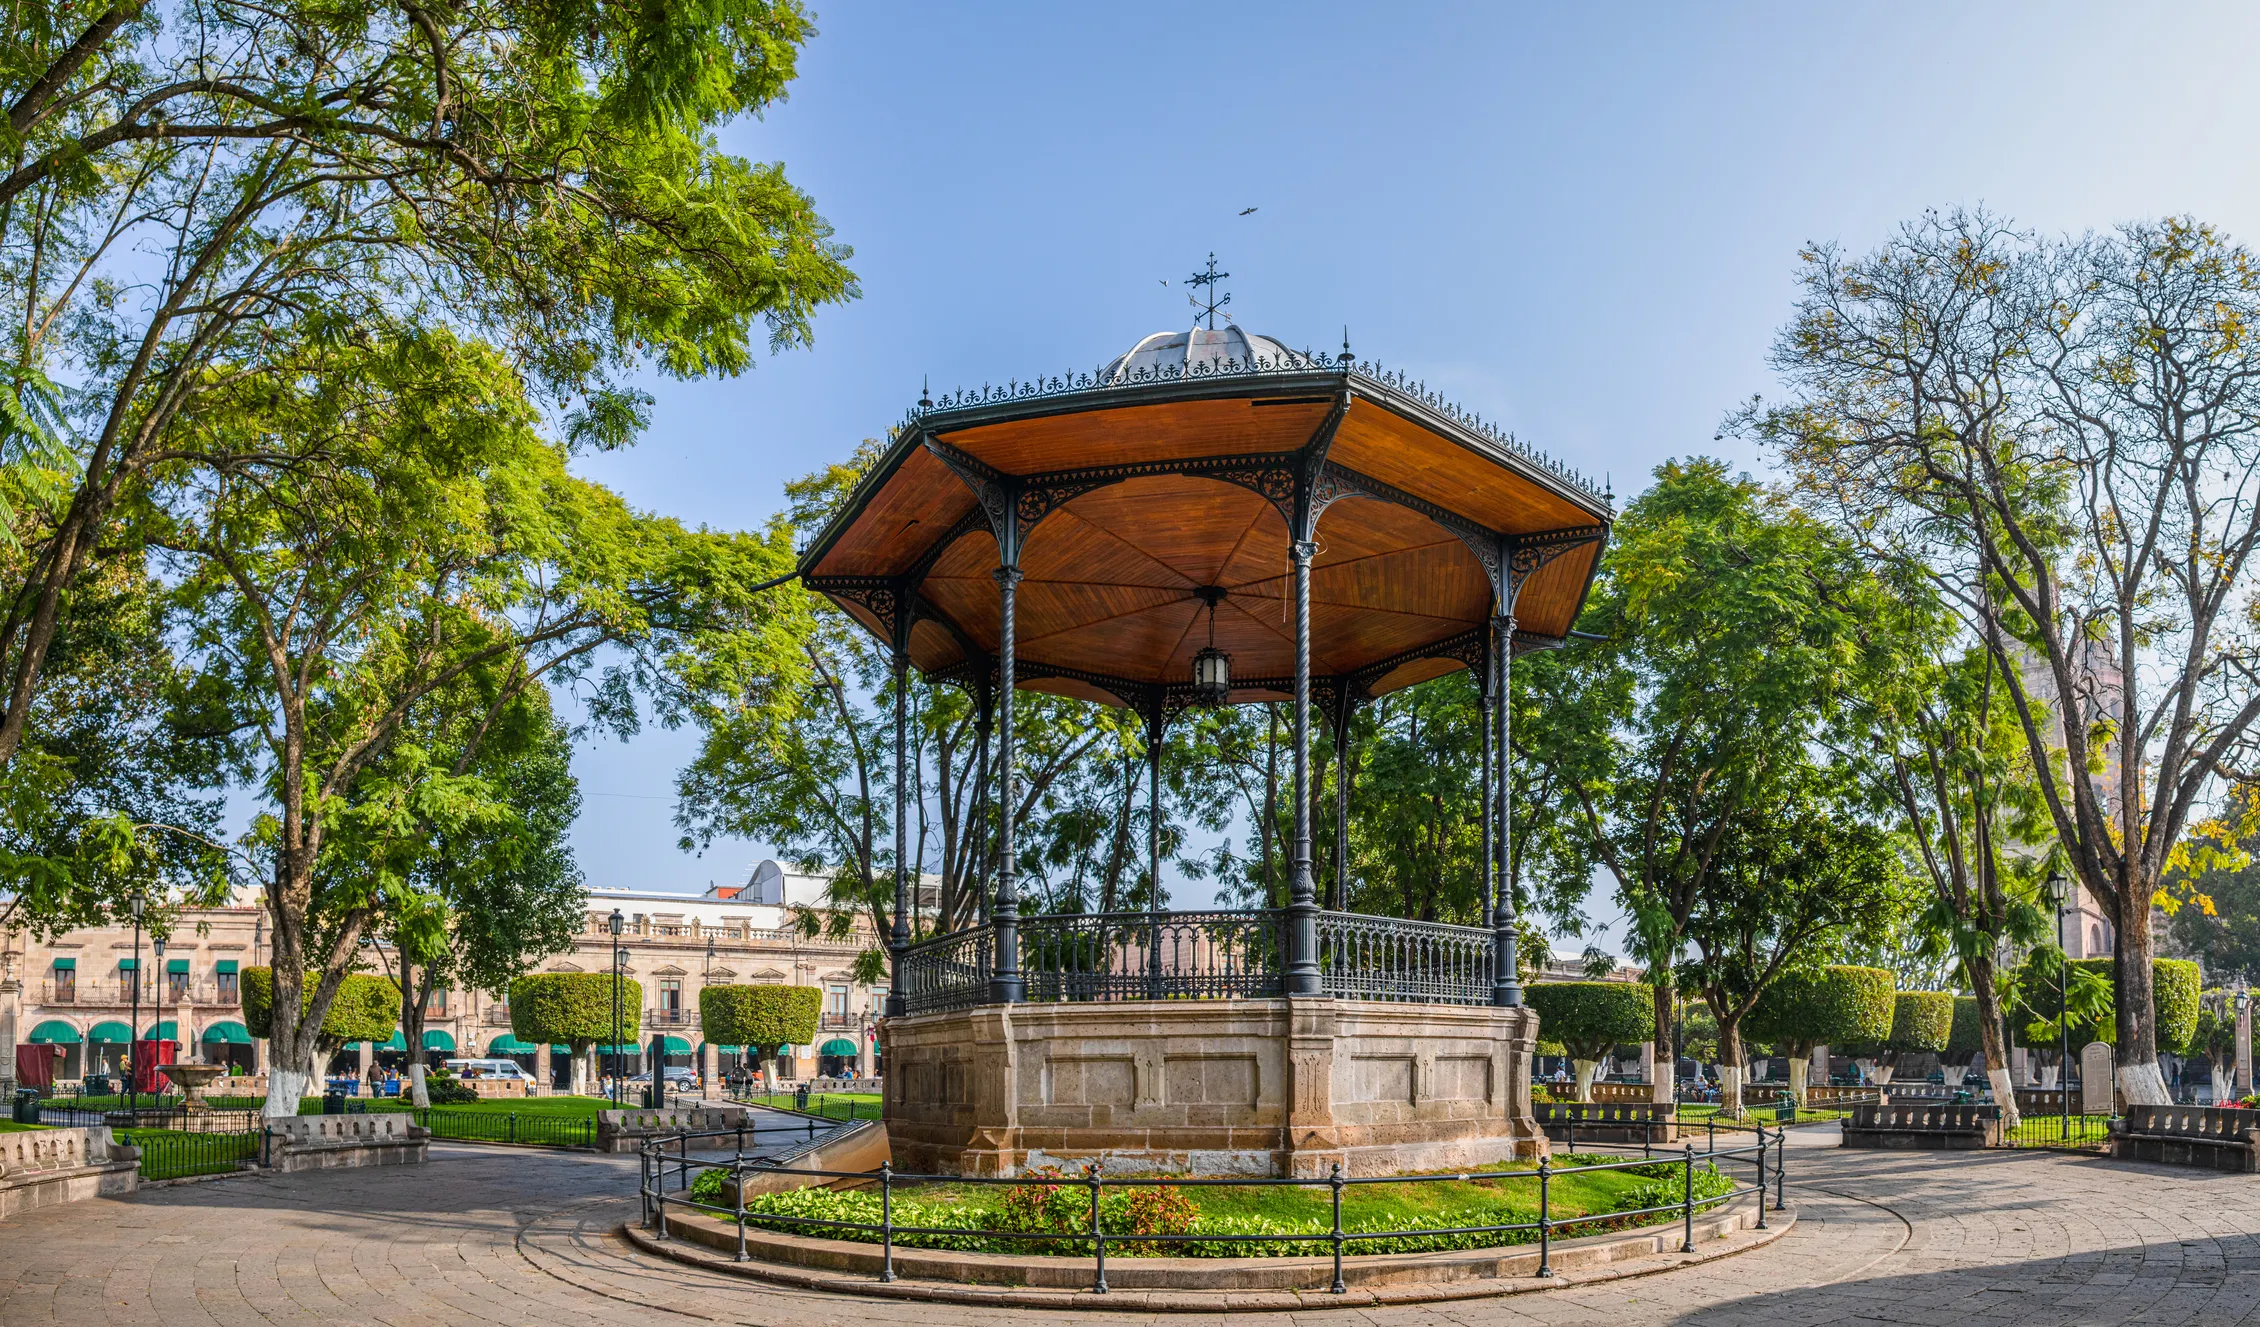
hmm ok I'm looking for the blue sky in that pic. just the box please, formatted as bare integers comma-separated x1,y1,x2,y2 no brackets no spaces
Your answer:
561,2,2260,950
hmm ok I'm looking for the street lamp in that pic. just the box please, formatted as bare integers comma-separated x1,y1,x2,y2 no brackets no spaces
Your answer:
152,934,166,1099
2047,872,2070,1142
703,936,716,1091
127,894,144,1112
608,908,625,1106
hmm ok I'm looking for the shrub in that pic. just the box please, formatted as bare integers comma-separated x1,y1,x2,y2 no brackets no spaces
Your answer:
701,984,821,1056
241,968,399,1051
2010,956,2200,1055
1524,982,1655,1061
1885,992,1954,1054
1747,966,1894,1057
509,972,642,1051
424,1072,478,1106
1945,995,1985,1059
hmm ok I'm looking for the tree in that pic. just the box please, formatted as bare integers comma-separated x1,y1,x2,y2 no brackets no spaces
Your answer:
1677,774,1905,1115
1848,991,1955,1085
2168,788,2260,983
2005,947,2117,1085
1755,210,2260,1105
2190,994,2239,1102
156,325,764,1117
509,972,642,1097
1944,995,1987,1087
1524,981,1654,1102
1528,459,1886,1105
1748,966,1894,1106
241,967,397,1067
700,985,821,1082
0,0,855,816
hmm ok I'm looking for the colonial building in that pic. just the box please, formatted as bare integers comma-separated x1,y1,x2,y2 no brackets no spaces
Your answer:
0,860,889,1093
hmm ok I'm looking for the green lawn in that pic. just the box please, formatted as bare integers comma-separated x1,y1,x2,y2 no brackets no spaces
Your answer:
307,1094,611,1117
0,1119,47,1132
2002,1112,2110,1148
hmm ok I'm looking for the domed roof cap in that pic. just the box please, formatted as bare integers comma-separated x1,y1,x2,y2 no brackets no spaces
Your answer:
1102,322,1315,383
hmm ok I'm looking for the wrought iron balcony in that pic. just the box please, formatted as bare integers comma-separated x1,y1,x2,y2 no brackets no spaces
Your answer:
895,910,1500,1016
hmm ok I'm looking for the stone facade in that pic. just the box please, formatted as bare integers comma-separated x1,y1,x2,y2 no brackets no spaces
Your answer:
0,1124,137,1216
883,997,1544,1177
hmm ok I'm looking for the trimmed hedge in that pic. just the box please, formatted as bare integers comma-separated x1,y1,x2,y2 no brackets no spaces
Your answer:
1946,995,1985,1058
241,967,399,1048
1884,991,1954,1054
509,972,643,1049
1525,981,1654,1061
701,984,821,1052
1747,965,1894,1055
2012,957,2201,1055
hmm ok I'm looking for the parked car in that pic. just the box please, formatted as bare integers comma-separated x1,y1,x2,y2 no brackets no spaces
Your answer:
444,1057,534,1082
625,1067,699,1087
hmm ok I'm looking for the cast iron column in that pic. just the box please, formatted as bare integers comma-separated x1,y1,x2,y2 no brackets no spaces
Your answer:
1492,609,1522,1007
973,706,994,924
990,564,1026,1004
1285,537,1321,996
888,651,910,1017
1331,709,1351,912
1146,698,1164,998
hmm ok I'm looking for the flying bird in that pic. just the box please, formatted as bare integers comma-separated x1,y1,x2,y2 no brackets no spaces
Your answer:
1239,207,1258,216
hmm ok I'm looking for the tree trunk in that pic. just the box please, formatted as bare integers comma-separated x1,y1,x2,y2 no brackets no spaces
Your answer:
1572,1058,1599,1103
401,961,430,1109
569,1043,591,1097
1966,950,2019,1129
2115,885,2171,1105
1716,1015,1745,1118
1787,1052,1809,1108
1650,981,1675,1104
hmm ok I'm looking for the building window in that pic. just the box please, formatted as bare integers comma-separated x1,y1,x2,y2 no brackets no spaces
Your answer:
166,968,189,1001
50,964,75,1003
424,987,449,1018
828,985,848,1016
216,969,239,1003
660,978,683,1020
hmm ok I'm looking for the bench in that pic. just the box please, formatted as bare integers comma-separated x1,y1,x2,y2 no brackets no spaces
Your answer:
2110,1105,2260,1172
264,1113,429,1172
1840,1101,2000,1150
1534,1102,1677,1145
596,1106,755,1154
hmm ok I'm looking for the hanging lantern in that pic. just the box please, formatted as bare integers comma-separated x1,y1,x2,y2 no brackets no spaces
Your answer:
1191,588,1231,705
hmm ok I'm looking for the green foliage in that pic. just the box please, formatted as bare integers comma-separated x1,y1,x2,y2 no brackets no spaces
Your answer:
1882,992,1955,1054
2152,960,2202,1056
1526,982,1655,1061
240,968,398,1049
510,973,643,1049
699,985,821,1051
2007,955,2199,1055
2191,998,2239,1072
1748,966,1895,1055
423,1072,479,1106
1946,996,1986,1058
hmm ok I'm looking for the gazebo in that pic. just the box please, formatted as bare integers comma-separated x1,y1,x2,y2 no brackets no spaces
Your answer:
798,313,1611,1176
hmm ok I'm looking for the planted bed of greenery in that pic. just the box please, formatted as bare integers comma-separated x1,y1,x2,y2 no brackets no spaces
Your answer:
683,1156,1737,1258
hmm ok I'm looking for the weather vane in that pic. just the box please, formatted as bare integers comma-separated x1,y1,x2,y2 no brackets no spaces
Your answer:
1185,252,1231,330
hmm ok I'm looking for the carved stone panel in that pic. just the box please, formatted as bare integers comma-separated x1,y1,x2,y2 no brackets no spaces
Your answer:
1043,1056,1136,1108
1164,1054,1260,1107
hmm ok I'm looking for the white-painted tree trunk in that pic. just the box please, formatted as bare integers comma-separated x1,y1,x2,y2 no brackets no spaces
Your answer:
569,1045,591,1097
2117,1060,2172,1107
1872,1064,1896,1086
1853,1057,1878,1084
264,1066,311,1120
1572,1059,1599,1102
2039,1063,2060,1088
408,1062,429,1108
1988,1067,2021,1130
2212,1067,2232,1104
1719,1062,1747,1116
1750,1058,1768,1082
1942,1065,1968,1087
1786,1056,1809,1107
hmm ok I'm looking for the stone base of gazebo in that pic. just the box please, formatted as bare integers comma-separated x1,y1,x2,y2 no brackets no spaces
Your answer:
881,998,1545,1178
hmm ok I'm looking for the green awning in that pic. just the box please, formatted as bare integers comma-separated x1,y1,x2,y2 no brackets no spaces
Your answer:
377,1029,407,1051
421,1030,455,1050
658,1035,691,1054
200,1021,251,1045
117,958,137,970
595,1043,642,1054
700,1042,746,1053
215,959,239,974
487,1034,535,1053
28,1020,79,1044
49,956,74,970
819,1039,858,1057
142,1020,179,1042
86,1020,131,1043
166,958,189,973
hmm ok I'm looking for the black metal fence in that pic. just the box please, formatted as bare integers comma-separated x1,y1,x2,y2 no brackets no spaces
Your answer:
638,1125,1787,1293
120,1129,262,1180
412,1108,598,1148
898,909,1509,1015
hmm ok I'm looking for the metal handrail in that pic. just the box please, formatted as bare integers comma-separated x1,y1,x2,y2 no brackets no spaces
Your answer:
638,1123,1786,1293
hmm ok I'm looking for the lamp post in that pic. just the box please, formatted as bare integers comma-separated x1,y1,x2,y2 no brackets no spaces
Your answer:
2047,872,2069,1142
703,936,716,1089
608,908,624,1106
152,934,166,1098
2237,986,2252,1104
127,894,144,1111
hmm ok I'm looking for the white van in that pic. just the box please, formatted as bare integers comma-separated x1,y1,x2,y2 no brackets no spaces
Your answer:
444,1057,533,1082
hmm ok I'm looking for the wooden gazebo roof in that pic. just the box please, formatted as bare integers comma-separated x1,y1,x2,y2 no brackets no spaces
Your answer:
800,341,1612,711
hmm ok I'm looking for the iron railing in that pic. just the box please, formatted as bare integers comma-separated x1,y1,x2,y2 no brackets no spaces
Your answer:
898,925,995,1014
1020,910,1284,1004
414,1107,597,1148
1314,912,1493,1005
121,1128,262,1180
640,1124,1784,1293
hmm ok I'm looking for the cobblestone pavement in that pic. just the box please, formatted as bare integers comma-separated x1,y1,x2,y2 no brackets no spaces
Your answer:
10,1126,2260,1326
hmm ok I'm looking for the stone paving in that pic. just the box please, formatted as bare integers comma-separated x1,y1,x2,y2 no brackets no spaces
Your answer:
8,1126,2260,1325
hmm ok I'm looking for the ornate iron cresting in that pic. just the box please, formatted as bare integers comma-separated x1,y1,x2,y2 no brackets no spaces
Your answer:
894,354,1609,507
1314,912,1496,1006
1020,910,1285,1003
897,925,996,1016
